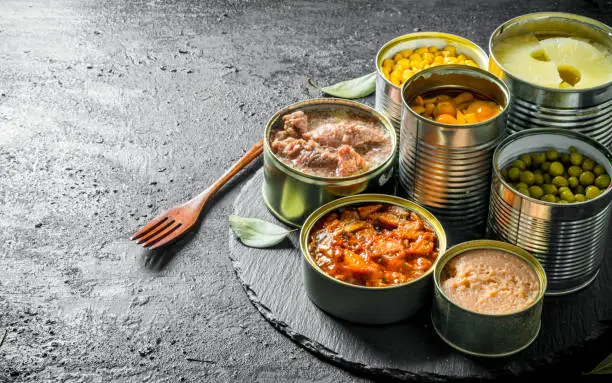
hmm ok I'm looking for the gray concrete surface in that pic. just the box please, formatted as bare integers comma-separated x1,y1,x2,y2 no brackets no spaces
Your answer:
1,1,611,382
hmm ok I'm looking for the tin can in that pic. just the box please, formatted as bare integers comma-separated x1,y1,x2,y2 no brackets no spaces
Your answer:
263,98,397,227
488,12,612,149
431,240,546,357
487,128,612,295
300,194,447,325
375,32,489,137
399,65,510,244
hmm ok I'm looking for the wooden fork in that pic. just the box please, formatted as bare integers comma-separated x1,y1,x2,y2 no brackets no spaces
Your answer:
131,138,264,249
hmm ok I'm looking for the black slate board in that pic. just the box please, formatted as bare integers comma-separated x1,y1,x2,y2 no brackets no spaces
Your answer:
228,169,612,381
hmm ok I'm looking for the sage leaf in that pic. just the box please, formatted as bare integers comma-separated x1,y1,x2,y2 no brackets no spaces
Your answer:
229,215,296,248
586,353,612,375
308,72,376,99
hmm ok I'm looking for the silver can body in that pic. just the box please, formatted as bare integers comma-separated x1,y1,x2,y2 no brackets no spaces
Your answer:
375,32,489,137
263,98,397,227
488,12,612,150
431,240,546,357
399,66,510,245
487,128,612,295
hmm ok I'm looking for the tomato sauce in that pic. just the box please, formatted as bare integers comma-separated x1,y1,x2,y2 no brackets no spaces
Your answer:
307,203,439,287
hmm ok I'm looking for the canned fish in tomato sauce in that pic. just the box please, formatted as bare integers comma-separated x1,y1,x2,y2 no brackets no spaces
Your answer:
263,98,397,227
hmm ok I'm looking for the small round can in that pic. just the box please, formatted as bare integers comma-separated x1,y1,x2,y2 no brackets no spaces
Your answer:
263,98,397,227
375,32,489,137
300,194,447,325
431,240,547,357
399,65,510,244
488,12,612,150
487,128,612,295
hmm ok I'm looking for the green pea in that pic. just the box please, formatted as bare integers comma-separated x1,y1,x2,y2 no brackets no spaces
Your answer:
558,186,571,194
567,165,582,177
516,182,528,190
552,176,569,187
541,194,556,202
569,145,577,153
582,158,595,171
558,199,569,204
543,173,552,184
574,185,585,195
534,173,544,185
529,185,544,199
519,154,532,168
532,152,546,167
593,165,605,176
574,193,586,202
585,185,601,200
508,167,520,181
541,161,551,172
568,176,579,189
549,161,564,177
512,159,526,171
520,171,535,186
501,168,508,180
546,149,559,161
579,171,595,186
516,186,530,197
595,174,611,189
560,189,575,202
542,184,558,195
570,152,583,166
561,153,571,165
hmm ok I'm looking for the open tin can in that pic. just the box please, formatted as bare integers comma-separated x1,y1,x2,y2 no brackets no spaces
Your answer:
263,98,397,227
488,12,612,149
375,32,489,136
431,240,546,357
487,128,612,295
300,194,447,325
399,65,510,244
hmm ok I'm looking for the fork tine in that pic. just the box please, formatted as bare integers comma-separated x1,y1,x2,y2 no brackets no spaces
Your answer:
142,223,183,248
131,216,169,240
136,219,175,245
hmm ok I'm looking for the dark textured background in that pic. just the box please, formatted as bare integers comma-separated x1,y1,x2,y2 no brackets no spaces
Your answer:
1,1,611,382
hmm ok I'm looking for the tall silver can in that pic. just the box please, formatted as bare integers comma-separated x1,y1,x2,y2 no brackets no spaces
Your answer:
487,128,612,295
488,12,612,149
399,65,510,245
375,32,489,137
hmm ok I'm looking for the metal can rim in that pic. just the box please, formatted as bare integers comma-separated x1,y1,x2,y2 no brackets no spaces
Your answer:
375,31,489,90
492,127,612,206
400,64,511,128
433,239,547,317
299,193,448,291
264,98,397,184
488,11,612,93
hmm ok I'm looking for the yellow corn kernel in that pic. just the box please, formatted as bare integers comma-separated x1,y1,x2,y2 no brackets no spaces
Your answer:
383,58,395,67
433,56,444,64
464,60,478,67
441,51,453,57
435,51,444,57
409,53,422,62
443,45,457,55
416,46,429,54
444,57,457,64
411,105,426,114
422,52,435,64
429,46,438,53
393,53,403,61
390,70,402,84
456,54,466,61
410,60,424,70
401,72,412,83
396,58,411,69
424,103,435,117
401,49,414,58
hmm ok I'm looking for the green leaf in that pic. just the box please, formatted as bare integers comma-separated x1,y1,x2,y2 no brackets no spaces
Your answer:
586,353,612,375
229,215,297,248
308,72,377,99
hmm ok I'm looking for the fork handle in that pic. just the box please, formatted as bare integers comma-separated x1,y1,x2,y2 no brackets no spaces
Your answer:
187,138,264,211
